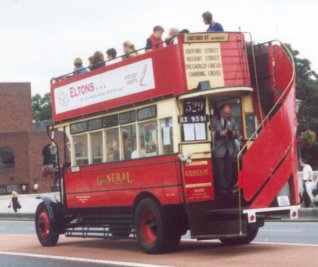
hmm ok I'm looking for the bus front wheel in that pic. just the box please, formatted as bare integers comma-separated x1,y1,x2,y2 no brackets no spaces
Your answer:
35,202,59,247
134,198,180,254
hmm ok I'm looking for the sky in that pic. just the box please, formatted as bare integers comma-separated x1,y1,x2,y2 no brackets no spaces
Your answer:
0,0,317,96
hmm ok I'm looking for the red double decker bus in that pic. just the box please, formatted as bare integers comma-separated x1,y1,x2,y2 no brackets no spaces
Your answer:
35,32,299,254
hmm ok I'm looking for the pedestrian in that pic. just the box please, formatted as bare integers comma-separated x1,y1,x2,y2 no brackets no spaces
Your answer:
8,191,21,213
211,104,239,197
145,25,165,51
202,11,224,32
300,159,315,207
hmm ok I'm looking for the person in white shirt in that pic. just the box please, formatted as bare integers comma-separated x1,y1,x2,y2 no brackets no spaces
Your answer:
300,159,315,207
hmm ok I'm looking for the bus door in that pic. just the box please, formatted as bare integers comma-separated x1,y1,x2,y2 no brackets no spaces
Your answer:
179,95,248,238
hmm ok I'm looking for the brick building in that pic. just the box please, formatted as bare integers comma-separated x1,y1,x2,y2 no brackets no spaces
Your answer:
0,83,62,194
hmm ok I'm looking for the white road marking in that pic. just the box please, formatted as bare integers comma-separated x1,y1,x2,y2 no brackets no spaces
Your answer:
182,239,318,247
259,229,303,233
0,251,173,267
253,241,318,247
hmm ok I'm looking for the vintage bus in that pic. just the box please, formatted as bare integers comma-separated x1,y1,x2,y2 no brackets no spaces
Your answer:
35,32,300,254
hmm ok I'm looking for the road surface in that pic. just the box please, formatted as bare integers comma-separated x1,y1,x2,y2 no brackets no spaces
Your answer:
0,220,317,266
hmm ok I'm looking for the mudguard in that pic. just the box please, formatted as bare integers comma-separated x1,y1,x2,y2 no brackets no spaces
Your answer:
36,196,66,234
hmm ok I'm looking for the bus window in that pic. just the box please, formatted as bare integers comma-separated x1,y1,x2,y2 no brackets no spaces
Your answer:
106,128,119,162
90,131,103,164
137,120,158,158
160,118,174,155
121,125,136,160
73,134,88,166
245,113,257,138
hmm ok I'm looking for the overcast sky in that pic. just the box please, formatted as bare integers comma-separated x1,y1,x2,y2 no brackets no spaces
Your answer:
0,0,317,95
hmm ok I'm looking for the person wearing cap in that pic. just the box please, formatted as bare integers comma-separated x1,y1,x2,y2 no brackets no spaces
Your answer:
202,11,224,32
73,57,88,75
145,25,165,51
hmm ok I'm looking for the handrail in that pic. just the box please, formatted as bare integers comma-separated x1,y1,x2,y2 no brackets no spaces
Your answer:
245,33,264,124
236,40,296,171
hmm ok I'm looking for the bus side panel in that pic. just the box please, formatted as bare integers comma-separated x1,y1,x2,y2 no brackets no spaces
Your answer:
64,155,184,208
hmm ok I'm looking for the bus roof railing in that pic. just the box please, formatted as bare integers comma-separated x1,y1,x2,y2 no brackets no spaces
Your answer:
50,32,249,85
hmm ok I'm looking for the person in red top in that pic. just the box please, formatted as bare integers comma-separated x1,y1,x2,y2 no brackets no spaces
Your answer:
145,25,165,51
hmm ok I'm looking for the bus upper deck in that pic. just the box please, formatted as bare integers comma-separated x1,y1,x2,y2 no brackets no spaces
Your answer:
51,32,251,123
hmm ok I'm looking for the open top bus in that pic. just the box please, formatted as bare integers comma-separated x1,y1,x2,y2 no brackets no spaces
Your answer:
35,31,300,254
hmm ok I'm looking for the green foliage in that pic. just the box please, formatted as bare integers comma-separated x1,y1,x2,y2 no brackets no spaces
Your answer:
301,129,316,148
32,93,52,122
285,44,318,167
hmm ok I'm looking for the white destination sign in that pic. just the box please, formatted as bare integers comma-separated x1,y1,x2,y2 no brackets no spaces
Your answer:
54,58,155,114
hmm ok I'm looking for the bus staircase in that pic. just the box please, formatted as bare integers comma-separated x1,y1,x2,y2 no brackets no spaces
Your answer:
188,41,297,239
237,41,298,213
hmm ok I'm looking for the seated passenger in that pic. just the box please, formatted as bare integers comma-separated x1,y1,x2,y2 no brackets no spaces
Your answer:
145,25,164,51
131,146,147,159
165,27,179,45
202,11,224,32
106,48,117,61
122,41,138,60
89,51,105,70
179,29,190,34
73,57,88,75
111,140,120,162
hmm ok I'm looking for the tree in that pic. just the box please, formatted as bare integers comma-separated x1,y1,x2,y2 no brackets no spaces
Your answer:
32,93,52,122
286,44,318,166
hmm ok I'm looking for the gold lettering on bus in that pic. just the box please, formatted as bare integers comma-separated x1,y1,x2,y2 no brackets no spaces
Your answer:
185,169,209,177
96,172,133,186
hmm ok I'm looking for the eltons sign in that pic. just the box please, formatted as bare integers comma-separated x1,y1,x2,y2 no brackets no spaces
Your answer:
54,58,155,114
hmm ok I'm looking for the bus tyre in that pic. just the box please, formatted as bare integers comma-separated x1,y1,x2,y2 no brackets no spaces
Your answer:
135,198,180,254
35,202,59,247
219,226,259,246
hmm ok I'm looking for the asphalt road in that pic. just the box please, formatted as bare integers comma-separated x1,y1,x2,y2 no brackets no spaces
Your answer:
0,220,318,266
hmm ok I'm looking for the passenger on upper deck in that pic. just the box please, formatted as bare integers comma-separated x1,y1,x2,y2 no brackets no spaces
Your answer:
73,57,88,75
179,29,190,34
123,41,138,60
106,48,117,61
165,27,179,45
145,25,164,51
89,51,105,71
202,11,224,32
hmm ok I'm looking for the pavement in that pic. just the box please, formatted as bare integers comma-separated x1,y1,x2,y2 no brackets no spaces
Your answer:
0,192,317,222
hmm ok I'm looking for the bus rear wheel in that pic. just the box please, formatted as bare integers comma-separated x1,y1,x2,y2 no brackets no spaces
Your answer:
219,226,259,246
35,202,59,247
134,198,180,254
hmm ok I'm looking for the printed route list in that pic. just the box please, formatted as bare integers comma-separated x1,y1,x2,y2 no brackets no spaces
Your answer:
183,43,225,90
